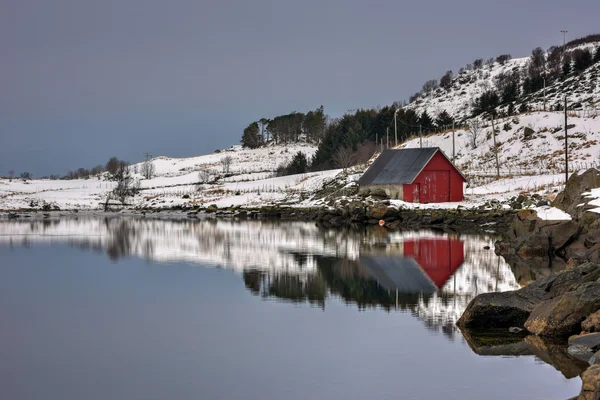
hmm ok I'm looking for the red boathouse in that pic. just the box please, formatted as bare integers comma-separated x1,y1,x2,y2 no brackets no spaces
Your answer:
357,147,467,203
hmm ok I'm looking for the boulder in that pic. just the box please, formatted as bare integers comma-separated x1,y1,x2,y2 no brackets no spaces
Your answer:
348,201,365,221
578,364,600,400
590,350,600,365
567,345,595,363
515,233,551,260
583,311,600,333
457,288,546,329
540,220,580,250
569,333,600,351
525,282,600,337
586,231,600,249
530,262,600,299
366,203,389,220
552,168,600,219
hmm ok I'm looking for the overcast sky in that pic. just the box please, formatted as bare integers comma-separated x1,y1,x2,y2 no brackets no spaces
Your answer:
2,0,600,176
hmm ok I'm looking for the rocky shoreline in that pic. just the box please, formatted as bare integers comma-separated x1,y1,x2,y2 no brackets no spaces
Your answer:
460,169,600,400
2,204,519,235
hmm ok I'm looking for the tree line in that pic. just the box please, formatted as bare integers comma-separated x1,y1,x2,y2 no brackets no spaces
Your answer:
241,106,327,148
259,105,459,175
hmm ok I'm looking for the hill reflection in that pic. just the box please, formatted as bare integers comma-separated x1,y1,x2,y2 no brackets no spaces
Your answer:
0,217,521,335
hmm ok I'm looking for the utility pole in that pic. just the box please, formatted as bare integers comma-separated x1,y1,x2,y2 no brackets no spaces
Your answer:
491,114,499,179
561,30,568,53
565,95,569,183
143,152,152,161
394,109,398,147
452,121,456,162
419,125,423,148
386,127,389,149
543,73,547,112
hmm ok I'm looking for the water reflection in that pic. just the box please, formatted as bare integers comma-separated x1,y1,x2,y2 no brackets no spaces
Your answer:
0,217,585,398
0,218,519,333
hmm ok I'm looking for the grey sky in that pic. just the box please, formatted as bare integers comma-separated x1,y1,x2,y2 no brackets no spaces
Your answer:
2,0,599,176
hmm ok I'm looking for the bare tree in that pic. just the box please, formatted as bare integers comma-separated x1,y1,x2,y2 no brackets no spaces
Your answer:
468,118,482,149
8,170,14,182
140,160,155,179
354,142,377,166
20,172,32,180
111,169,139,205
220,155,233,174
198,169,213,185
422,79,438,94
333,146,355,170
90,165,105,176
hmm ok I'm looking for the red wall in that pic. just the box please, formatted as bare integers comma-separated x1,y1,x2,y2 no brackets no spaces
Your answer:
403,152,464,203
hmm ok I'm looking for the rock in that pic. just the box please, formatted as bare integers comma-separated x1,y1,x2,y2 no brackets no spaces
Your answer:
585,231,600,249
457,288,546,330
552,168,600,219
523,126,535,140
583,311,600,333
182,194,190,199
530,262,600,299
569,333,600,351
509,327,524,333
483,245,491,250
431,215,445,224
515,233,551,259
567,345,595,363
525,282,600,337
578,364,600,400
590,350,600,365
348,201,366,221
366,203,388,220
541,220,579,250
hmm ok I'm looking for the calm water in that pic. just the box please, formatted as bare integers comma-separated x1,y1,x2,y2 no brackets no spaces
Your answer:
0,217,584,400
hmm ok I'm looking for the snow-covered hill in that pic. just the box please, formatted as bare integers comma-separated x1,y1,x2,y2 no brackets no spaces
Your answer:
400,111,600,190
0,143,332,210
407,42,600,122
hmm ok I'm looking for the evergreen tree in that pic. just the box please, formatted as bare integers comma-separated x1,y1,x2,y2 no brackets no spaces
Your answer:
573,49,593,71
286,152,309,175
419,111,434,132
435,110,454,128
594,47,600,64
562,54,572,77
507,102,515,116
241,122,261,148
473,90,500,115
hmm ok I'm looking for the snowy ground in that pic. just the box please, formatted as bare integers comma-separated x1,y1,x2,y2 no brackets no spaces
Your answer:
2,111,600,214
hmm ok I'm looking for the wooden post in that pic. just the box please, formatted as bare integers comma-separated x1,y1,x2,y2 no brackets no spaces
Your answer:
565,96,568,183
452,121,456,161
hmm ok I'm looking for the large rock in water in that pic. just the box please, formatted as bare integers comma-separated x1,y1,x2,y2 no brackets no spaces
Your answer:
578,364,600,400
552,168,600,219
457,288,546,329
525,282,600,337
458,263,600,333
